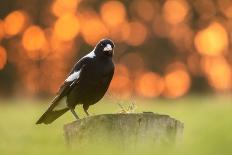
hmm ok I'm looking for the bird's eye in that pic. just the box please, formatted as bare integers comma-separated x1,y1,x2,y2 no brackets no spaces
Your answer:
100,43,104,47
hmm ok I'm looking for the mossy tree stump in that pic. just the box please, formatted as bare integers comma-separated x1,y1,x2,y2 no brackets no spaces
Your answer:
64,112,183,150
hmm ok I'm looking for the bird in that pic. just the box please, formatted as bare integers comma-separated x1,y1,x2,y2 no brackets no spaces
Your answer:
36,39,115,124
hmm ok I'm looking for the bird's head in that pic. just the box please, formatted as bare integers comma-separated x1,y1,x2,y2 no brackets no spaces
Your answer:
94,39,115,57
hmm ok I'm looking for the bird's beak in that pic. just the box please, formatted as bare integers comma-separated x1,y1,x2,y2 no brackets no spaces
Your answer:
103,44,112,52
103,44,113,56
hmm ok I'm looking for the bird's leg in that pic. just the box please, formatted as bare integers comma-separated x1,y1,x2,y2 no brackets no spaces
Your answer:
83,105,90,116
70,108,79,120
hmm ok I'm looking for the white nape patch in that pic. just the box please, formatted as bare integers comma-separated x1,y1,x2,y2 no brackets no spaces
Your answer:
103,44,112,52
83,50,96,59
65,70,81,82
53,97,68,111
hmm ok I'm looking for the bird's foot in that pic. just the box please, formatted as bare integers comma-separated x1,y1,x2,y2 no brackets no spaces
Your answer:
70,108,79,120
84,110,91,117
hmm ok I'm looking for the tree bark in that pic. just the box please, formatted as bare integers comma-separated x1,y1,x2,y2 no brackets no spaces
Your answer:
64,112,184,149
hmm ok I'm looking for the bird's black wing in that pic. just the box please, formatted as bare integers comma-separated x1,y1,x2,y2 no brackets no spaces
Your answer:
36,57,92,124
49,57,91,109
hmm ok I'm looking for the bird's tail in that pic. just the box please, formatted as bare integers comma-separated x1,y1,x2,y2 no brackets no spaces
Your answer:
36,107,69,124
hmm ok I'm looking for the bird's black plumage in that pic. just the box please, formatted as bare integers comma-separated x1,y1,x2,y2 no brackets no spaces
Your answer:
36,39,115,124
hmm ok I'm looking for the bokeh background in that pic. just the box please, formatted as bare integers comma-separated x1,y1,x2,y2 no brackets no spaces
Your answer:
0,0,232,155
1,0,232,99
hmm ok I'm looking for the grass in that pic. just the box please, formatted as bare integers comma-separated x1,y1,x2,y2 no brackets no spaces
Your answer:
0,95,232,155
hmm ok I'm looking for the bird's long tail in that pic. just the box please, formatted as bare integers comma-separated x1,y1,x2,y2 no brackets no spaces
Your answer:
36,107,69,124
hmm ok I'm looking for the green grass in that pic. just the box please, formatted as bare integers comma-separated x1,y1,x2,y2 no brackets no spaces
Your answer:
0,95,232,155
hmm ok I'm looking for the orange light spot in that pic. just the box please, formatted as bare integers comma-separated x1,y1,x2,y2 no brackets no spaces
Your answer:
187,53,201,75
108,22,130,42
0,46,7,70
120,52,145,74
81,16,108,45
163,0,189,25
152,15,171,38
109,64,132,98
132,0,155,22
40,60,67,94
54,13,80,41
24,69,40,94
126,22,147,46
194,22,228,56
100,1,126,27
4,10,26,36
164,69,191,98
22,25,46,51
52,0,80,17
225,6,232,18
110,75,132,98
166,61,186,72
201,56,231,91
0,20,5,40
50,34,74,55
115,64,129,77
136,72,164,98
169,24,193,51
120,23,131,41
218,0,232,18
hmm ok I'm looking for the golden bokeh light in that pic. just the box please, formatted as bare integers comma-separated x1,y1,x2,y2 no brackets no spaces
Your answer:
0,20,5,40
22,25,46,51
41,59,67,94
218,0,232,18
23,68,40,94
136,72,164,98
132,0,155,22
4,10,27,36
165,61,186,72
201,56,232,91
52,0,80,17
224,6,232,18
114,64,129,77
193,0,216,20
2,0,232,97
54,13,80,41
163,0,189,25
169,24,193,51
49,33,74,55
152,15,171,38
164,68,191,98
126,22,147,46
109,64,132,98
81,15,108,45
0,46,7,70
120,52,145,75
194,22,228,56
187,53,201,75
108,22,130,42
100,1,126,27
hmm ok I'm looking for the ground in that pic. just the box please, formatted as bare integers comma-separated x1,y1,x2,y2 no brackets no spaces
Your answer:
0,95,231,155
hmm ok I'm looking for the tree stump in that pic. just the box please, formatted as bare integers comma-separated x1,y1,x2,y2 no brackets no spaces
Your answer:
64,112,183,151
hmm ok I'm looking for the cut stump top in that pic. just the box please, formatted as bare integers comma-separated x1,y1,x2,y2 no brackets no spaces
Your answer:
64,112,183,147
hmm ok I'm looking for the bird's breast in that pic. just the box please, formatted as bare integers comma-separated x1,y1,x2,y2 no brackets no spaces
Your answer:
77,59,112,88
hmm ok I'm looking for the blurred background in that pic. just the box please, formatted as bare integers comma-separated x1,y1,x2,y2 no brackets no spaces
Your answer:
0,0,232,99
0,0,232,155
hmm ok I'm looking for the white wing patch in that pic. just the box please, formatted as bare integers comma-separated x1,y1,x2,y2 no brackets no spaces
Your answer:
83,50,96,59
53,97,67,111
65,70,81,82
53,68,82,111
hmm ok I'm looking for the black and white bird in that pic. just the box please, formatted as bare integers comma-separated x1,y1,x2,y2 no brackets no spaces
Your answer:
36,39,115,124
